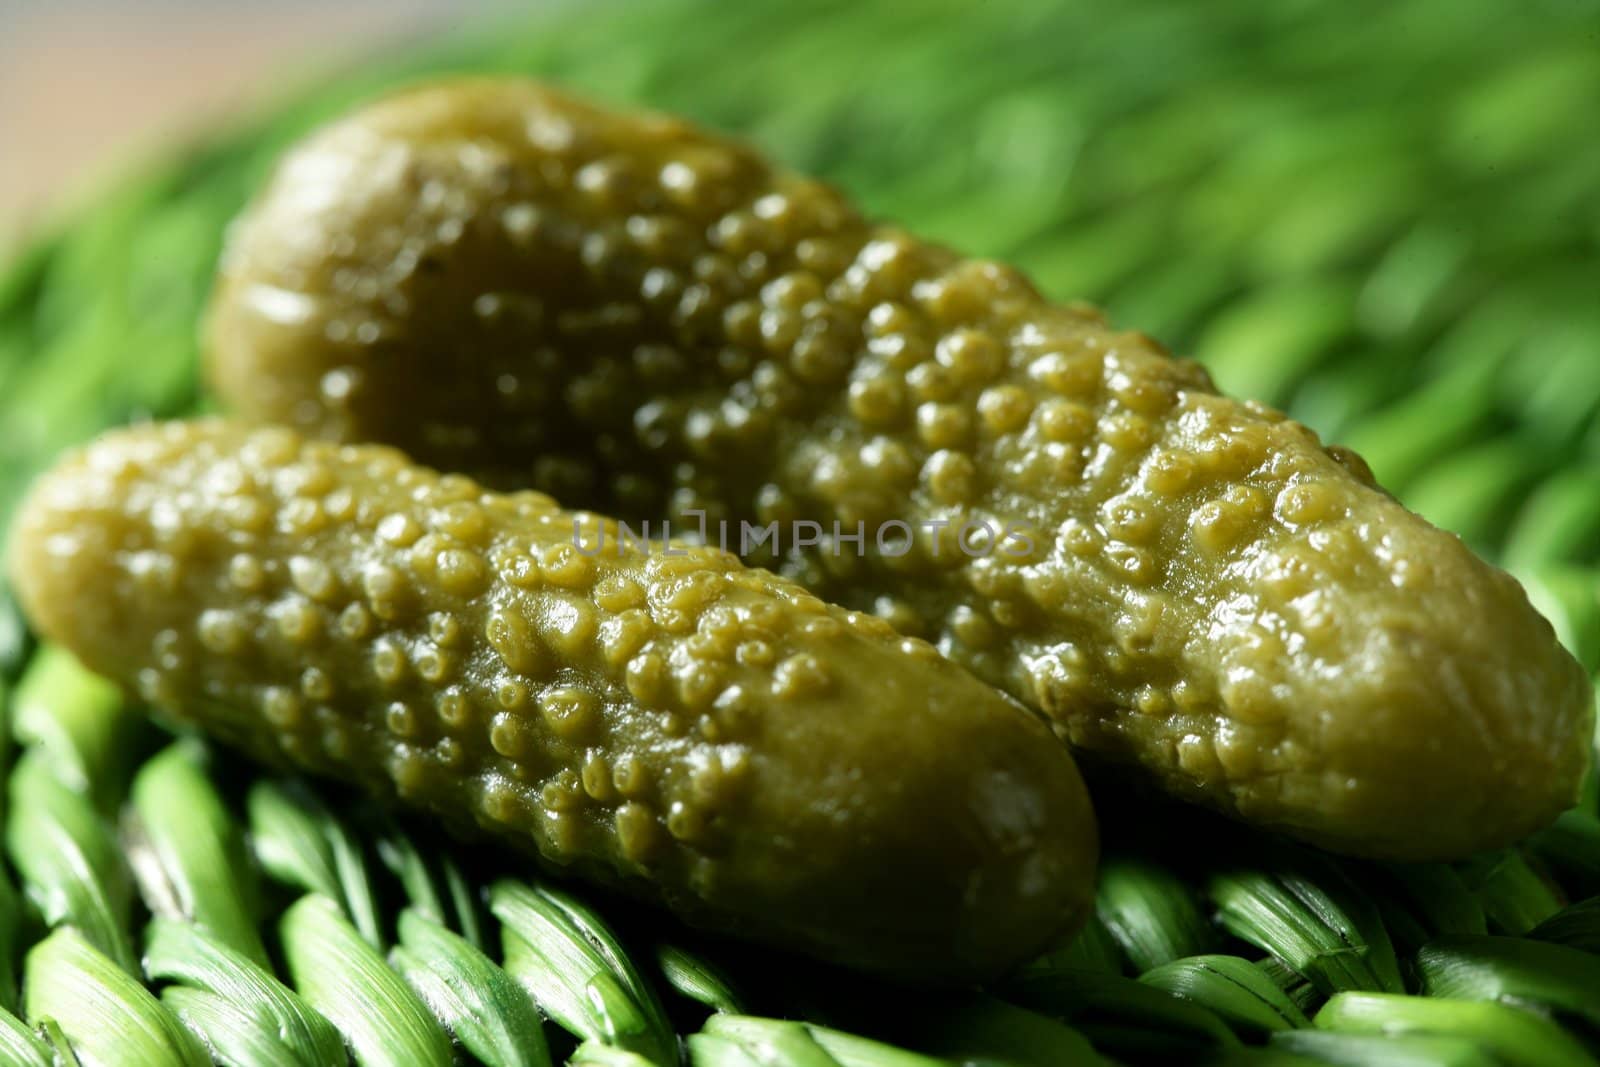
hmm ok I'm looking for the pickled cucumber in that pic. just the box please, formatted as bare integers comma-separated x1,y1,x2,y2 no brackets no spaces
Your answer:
205,79,1592,859
5,419,1097,983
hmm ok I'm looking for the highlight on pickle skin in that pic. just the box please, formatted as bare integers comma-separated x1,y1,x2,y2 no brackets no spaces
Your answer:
5,418,1098,984
204,78,1594,860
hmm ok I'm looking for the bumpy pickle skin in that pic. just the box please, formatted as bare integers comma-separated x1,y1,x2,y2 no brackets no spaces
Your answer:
5,419,1097,984
205,79,1592,860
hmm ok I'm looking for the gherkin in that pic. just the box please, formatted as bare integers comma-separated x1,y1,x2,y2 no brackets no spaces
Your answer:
207,80,1593,859
6,418,1097,983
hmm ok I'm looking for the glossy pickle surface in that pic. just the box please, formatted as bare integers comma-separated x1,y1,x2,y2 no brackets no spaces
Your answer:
7,419,1097,983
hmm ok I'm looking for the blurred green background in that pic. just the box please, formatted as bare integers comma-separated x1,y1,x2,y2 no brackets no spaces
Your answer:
1,1,1600,1064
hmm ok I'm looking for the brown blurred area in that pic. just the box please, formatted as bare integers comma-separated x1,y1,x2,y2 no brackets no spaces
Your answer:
0,1,507,250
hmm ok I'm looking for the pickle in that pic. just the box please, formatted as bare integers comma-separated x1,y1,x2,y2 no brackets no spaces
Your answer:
204,79,1592,859
5,419,1096,983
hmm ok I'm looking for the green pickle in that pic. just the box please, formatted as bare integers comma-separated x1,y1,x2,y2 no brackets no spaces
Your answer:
6,419,1097,982
205,79,1593,860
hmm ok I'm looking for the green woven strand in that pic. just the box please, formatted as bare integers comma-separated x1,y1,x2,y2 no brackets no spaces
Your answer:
24,926,210,1067
279,893,453,1067
490,879,677,1066
1415,936,1600,1032
390,908,553,1067
1138,955,1312,1036
655,943,747,1016
5,750,137,974
1313,992,1595,1067
1530,896,1600,956
1270,1029,1499,1067
144,918,344,1067
1455,850,1564,937
125,743,269,969
0,1004,52,1067
1001,965,1239,1058
10,645,137,808
1206,850,1405,997
246,781,384,947
1095,854,1218,973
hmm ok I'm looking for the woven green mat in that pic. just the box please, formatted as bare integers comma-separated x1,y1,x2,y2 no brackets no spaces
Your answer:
2,1,1599,1063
